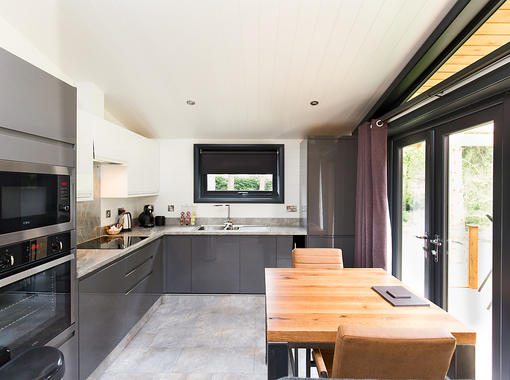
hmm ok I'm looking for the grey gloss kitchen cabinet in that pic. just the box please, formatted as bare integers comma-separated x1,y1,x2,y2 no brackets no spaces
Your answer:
164,236,192,293
79,239,163,379
79,258,126,379
124,239,162,328
239,237,276,293
276,236,293,268
59,333,78,380
0,47,77,144
307,137,357,236
191,236,240,293
306,137,357,267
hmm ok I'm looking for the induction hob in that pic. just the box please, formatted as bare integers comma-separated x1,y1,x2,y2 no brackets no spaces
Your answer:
77,235,148,249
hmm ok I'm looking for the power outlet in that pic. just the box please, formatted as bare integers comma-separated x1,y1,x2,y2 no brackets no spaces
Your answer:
286,205,297,212
106,210,111,218
168,205,174,212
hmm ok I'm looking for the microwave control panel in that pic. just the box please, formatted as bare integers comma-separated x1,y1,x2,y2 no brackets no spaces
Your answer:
0,232,71,277
57,175,71,222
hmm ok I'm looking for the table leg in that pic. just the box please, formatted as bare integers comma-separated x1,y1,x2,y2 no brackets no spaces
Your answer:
447,344,476,379
267,342,289,380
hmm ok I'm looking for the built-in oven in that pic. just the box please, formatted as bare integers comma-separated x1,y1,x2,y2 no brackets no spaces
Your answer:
0,159,73,247
0,232,75,358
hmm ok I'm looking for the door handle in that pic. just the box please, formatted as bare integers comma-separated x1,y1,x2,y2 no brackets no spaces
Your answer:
415,235,428,240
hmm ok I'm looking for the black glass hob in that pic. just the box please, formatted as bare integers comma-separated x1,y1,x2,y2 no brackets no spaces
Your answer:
77,236,148,249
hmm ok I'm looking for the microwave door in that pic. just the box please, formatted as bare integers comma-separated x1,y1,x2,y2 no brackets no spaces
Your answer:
0,161,72,246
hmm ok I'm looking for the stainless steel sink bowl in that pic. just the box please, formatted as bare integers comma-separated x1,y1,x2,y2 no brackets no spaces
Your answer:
196,225,227,231
195,225,270,232
235,225,270,232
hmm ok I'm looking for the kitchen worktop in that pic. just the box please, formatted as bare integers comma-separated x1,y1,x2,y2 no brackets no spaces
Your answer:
76,225,306,279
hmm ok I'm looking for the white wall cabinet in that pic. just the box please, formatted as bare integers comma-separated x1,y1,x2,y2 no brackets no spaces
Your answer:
93,119,130,164
125,131,160,197
89,118,159,197
76,110,96,201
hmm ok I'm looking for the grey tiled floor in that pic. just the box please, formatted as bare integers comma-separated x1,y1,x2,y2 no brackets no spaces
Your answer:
98,295,268,380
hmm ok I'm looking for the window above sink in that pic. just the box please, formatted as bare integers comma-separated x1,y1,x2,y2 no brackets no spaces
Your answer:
194,144,284,203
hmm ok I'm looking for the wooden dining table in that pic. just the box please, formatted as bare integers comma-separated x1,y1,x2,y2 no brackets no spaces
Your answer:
265,268,476,380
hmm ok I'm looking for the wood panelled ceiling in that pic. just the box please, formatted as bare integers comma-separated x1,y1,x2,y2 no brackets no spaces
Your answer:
0,0,456,138
412,0,510,98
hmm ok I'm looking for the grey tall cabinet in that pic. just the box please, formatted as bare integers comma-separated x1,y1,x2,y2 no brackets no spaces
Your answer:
306,137,357,267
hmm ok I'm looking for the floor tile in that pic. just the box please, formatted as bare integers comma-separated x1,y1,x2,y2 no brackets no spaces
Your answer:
106,346,182,374
172,347,254,374
99,295,267,379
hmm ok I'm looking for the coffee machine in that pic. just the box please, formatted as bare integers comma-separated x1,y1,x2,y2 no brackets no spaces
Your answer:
138,205,155,228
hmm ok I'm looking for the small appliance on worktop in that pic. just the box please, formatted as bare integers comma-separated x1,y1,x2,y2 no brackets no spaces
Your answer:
77,235,148,250
138,204,155,228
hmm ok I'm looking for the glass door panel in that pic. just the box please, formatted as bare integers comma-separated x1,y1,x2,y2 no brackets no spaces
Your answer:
400,141,427,296
446,122,493,379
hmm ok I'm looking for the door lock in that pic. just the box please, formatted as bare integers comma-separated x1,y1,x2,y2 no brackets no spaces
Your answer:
429,234,443,263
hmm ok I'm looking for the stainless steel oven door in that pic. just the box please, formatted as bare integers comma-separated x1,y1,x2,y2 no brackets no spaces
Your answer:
0,159,74,247
0,252,74,357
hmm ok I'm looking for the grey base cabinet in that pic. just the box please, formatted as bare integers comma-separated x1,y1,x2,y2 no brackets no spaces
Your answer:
164,236,192,293
192,236,240,293
239,237,276,293
164,235,295,295
79,239,162,379
276,236,293,268
59,333,78,380
306,235,355,268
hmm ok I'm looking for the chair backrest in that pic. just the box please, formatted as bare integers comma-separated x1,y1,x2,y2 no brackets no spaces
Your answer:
291,248,343,269
331,325,456,379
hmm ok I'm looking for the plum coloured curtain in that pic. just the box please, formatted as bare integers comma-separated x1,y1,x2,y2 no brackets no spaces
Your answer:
354,119,388,269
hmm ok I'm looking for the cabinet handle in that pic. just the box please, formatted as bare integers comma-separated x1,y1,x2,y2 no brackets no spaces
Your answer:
124,255,154,277
125,271,153,295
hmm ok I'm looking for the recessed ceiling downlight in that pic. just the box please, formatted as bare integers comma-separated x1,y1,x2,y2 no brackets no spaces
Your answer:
310,100,319,106
186,100,196,105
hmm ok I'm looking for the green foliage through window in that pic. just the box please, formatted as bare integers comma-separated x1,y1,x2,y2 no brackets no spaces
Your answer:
215,176,228,190
234,177,260,191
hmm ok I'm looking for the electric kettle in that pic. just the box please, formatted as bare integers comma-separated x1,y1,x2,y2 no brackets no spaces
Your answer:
119,211,132,231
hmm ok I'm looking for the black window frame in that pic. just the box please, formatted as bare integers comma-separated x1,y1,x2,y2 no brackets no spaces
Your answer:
193,144,284,204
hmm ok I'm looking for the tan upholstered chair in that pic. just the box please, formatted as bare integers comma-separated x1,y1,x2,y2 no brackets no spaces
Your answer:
292,248,343,269
312,324,456,379
292,248,343,376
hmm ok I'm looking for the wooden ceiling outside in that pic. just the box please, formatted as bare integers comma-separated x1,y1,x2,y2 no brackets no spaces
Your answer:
412,0,510,98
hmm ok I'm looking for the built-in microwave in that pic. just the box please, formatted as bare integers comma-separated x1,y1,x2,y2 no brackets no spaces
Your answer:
0,160,73,247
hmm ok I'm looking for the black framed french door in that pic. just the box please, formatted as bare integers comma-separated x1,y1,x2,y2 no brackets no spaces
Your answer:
391,102,503,379
391,130,436,302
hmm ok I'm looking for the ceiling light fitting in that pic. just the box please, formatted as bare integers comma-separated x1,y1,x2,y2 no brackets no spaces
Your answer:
310,100,319,106
186,100,196,105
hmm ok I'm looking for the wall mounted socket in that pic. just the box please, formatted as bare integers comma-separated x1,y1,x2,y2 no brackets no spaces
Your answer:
168,204,174,212
106,209,111,218
286,205,297,212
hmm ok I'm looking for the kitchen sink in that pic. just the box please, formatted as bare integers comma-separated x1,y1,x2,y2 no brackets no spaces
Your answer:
195,224,270,232
195,225,227,231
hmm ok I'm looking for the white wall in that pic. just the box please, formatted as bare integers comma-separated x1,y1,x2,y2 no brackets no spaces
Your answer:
0,14,72,85
101,195,158,227
155,139,302,220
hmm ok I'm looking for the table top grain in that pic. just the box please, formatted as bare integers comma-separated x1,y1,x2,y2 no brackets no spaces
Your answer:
265,268,476,345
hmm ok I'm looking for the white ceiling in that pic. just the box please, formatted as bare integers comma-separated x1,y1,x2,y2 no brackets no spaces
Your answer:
0,0,455,139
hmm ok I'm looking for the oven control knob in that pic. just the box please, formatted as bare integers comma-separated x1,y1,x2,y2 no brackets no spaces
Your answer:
0,254,14,268
59,205,70,212
51,239,63,252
